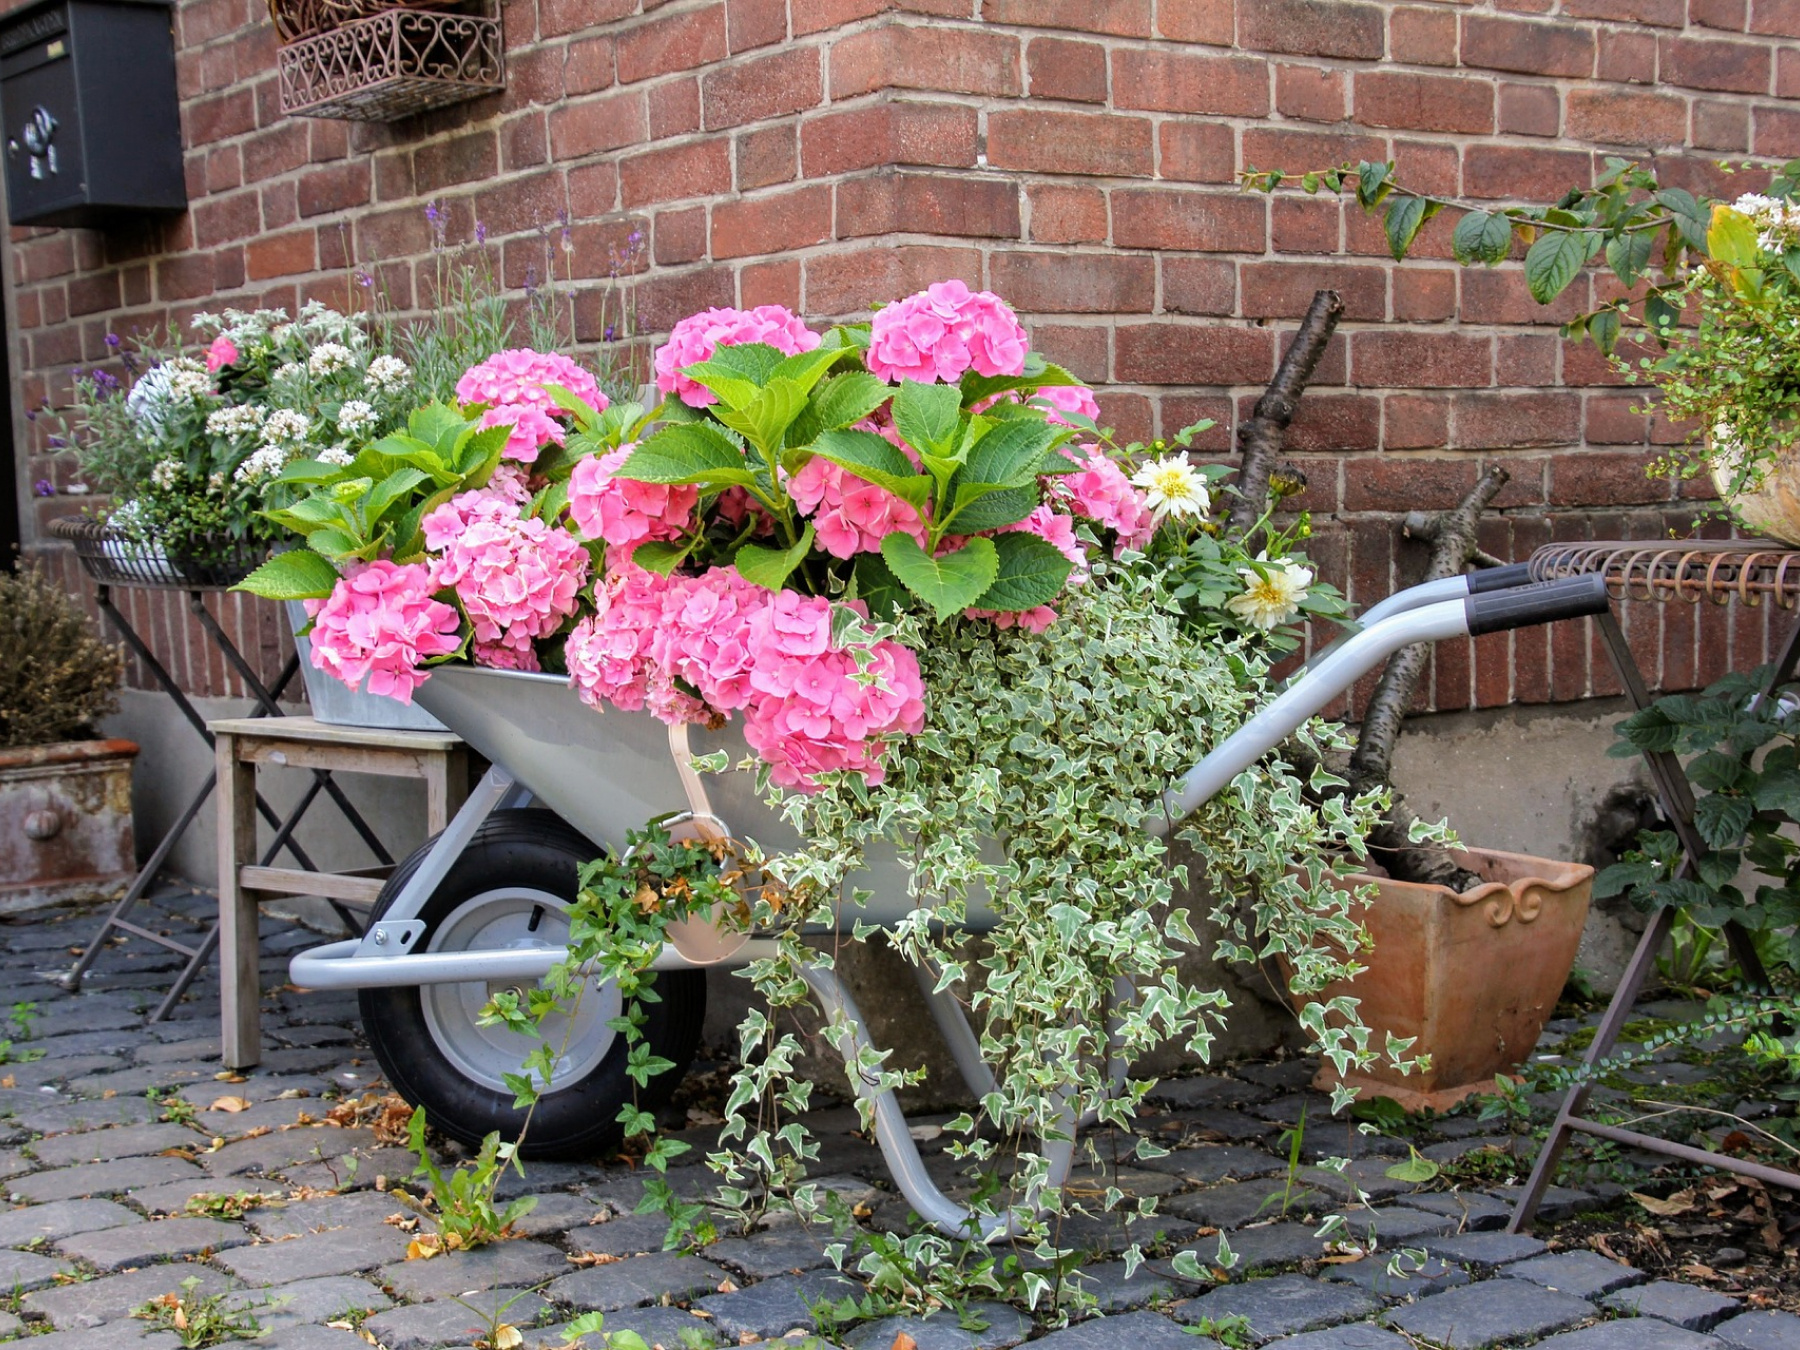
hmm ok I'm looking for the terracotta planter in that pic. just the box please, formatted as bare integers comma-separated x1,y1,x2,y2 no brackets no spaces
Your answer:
1710,434,1800,545
0,739,139,914
1301,847,1593,1112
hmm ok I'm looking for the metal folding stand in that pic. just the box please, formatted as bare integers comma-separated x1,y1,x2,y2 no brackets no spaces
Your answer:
49,519,393,1020
1510,541,1800,1229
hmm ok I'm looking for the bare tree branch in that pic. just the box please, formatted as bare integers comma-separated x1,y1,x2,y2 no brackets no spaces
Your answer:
1227,289,1345,540
1350,463,1512,890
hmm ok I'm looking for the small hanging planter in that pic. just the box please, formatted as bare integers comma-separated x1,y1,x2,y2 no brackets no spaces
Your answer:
274,0,504,122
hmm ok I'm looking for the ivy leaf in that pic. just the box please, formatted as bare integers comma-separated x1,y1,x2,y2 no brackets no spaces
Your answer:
892,380,963,460
735,524,816,592
1452,209,1514,265
1384,1152,1441,1184
879,534,998,621
968,531,1074,613
232,549,339,601
1523,230,1595,304
617,423,754,487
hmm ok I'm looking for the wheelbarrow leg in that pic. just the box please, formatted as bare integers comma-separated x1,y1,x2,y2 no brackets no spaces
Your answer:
908,961,1134,1130
799,962,1076,1242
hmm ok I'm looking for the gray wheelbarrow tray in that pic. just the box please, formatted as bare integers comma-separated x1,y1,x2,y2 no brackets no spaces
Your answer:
289,569,1604,1239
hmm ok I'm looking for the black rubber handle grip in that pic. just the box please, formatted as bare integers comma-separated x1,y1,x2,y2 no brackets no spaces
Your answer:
1464,573,1610,636
1465,562,1535,594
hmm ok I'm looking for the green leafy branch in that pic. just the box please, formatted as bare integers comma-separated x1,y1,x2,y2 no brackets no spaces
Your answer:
1241,157,1800,352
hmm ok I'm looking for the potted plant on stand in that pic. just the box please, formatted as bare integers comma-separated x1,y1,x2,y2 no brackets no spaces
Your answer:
0,567,137,914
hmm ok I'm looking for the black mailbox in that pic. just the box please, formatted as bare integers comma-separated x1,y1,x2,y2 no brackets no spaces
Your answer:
0,0,185,228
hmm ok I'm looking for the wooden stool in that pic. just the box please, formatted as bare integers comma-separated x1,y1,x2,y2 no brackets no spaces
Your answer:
212,717,467,1068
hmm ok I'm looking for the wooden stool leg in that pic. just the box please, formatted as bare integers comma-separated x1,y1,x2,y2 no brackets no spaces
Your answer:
424,746,469,835
216,734,263,1069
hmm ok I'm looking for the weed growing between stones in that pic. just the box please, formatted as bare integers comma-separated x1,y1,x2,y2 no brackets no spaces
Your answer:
132,1275,283,1348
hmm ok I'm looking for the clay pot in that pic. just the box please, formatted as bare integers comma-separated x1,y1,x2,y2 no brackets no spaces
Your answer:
1301,847,1593,1112
0,739,138,914
1710,433,1800,545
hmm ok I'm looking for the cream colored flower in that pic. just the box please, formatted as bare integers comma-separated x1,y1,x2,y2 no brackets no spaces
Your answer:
1226,555,1314,630
1130,454,1210,520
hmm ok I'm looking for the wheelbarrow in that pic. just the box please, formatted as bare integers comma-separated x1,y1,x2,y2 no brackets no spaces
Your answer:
287,569,1606,1240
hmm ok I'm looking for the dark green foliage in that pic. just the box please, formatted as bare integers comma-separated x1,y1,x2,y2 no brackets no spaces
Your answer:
0,567,121,749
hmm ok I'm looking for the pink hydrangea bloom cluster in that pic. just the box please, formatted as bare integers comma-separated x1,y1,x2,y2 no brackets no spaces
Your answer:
568,445,697,547
566,567,924,790
304,561,461,705
205,336,239,373
423,486,589,672
1053,448,1157,555
864,281,1030,385
456,350,607,463
654,306,821,408
1038,384,1100,428
787,456,927,559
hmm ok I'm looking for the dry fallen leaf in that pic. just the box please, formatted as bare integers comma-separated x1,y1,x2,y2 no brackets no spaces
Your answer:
0,1076,14,1090
1630,1190,1697,1217
208,1096,252,1114
383,1214,419,1232
717,1278,739,1293
889,1333,918,1350
326,1321,354,1331
406,1234,444,1261
1319,1253,1366,1264
1682,1263,1721,1280
241,1126,271,1140
213,1072,247,1083
489,1325,522,1350
566,1251,623,1267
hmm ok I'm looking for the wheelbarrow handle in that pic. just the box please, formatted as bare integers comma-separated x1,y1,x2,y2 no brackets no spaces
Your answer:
1151,572,1610,831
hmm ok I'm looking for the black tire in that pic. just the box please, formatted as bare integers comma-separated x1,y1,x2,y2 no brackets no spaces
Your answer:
359,809,706,1160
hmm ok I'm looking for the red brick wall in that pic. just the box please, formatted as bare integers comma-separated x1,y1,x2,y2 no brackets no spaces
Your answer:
12,0,1787,707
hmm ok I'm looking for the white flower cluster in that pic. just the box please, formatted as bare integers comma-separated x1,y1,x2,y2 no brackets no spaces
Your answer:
162,358,212,403
205,405,265,438
1226,554,1314,631
149,458,183,490
317,443,355,467
262,409,312,444
272,362,305,383
337,400,378,437
233,445,289,482
1130,455,1211,521
308,342,355,377
1731,193,1800,252
364,354,411,395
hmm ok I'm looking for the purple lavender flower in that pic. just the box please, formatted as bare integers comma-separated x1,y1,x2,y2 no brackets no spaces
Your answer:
628,229,643,247
475,220,487,244
32,479,53,498
354,268,375,289
524,264,539,295
92,370,119,392
604,325,617,342
104,332,120,349
425,200,442,225
46,435,64,448
23,409,35,422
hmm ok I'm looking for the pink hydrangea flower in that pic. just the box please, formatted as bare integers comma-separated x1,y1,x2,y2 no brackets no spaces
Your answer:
1052,448,1157,555
865,281,1029,385
303,560,461,705
456,350,607,464
474,640,541,673
1038,384,1100,427
566,565,676,717
205,336,239,373
654,306,821,408
647,567,766,714
568,445,697,547
788,456,927,559
424,486,588,661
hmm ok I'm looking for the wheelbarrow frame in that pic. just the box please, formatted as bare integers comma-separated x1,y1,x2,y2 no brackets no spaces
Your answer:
288,571,1607,1240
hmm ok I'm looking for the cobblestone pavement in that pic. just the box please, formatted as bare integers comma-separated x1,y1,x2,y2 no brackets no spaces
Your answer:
0,893,1789,1349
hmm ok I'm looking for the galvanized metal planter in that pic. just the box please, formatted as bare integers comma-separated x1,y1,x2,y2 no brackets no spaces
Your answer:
0,738,137,914
277,4,503,122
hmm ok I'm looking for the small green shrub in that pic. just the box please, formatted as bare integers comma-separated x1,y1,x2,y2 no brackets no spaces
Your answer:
0,566,121,749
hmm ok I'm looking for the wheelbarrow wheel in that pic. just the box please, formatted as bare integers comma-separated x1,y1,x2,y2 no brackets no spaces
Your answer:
359,809,706,1160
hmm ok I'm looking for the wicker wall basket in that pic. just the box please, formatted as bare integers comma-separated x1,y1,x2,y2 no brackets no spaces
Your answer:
277,4,504,122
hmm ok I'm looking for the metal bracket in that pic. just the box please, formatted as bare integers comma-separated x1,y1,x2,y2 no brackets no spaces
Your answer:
352,764,515,957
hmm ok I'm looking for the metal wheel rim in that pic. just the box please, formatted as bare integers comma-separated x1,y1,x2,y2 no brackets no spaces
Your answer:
419,887,620,1096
